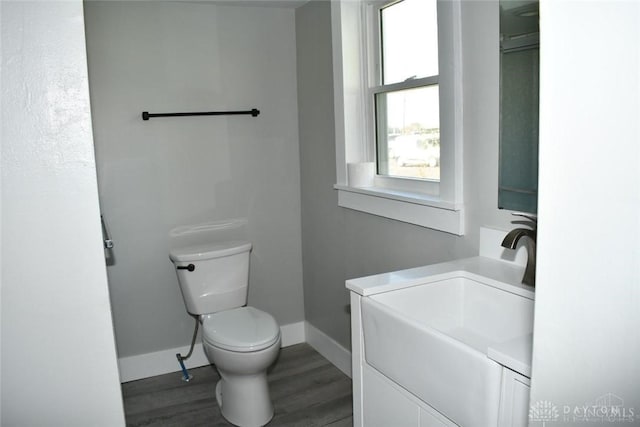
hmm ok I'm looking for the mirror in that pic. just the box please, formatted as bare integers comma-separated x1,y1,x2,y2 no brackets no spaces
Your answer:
498,1,539,213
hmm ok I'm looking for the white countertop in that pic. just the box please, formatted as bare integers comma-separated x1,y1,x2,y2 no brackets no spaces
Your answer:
346,256,534,299
488,333,533,378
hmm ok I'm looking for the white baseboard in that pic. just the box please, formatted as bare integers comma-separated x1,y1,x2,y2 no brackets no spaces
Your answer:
280,321,306,347
305,321,352,378
118,320,306,383
118,343,209,383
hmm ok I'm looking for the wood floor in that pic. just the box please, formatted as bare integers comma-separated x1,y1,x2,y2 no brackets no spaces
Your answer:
122,343,353,427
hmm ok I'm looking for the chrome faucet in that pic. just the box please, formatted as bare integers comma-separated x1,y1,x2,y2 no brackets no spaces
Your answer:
501,213,537,287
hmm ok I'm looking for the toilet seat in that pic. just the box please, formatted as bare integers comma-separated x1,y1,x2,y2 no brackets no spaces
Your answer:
202,306,280,353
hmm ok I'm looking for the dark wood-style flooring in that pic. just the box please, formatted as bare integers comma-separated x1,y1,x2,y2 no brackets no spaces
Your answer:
122,343,353,426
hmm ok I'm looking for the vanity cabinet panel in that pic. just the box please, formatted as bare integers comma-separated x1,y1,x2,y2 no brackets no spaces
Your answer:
363,365,420,427
419,408,453,427
362,365,454,427
498,368,531,427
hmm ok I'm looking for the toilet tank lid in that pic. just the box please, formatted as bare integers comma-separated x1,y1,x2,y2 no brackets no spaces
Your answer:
169,240,252,262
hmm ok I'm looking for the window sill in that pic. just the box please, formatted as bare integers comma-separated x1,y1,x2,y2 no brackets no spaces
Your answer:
334,184,465,235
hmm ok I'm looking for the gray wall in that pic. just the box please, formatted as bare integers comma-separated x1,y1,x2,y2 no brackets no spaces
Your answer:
296,0,516,349
84,1,304,358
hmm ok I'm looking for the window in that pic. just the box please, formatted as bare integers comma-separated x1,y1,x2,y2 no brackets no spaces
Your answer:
375,0,440,184
331,0,464,235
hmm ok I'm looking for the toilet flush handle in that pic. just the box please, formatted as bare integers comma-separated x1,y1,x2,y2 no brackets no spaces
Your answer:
177,264,195,272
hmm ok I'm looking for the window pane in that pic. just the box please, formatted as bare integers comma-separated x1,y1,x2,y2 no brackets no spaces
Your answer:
381,0,438,84
376,85,440,181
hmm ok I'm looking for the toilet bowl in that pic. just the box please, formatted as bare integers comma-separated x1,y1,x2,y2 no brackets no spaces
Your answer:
169,241,281,427
202,307,280,426
201,306,281,427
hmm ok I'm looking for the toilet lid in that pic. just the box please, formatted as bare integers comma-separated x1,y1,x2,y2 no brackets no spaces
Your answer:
202,307,280,352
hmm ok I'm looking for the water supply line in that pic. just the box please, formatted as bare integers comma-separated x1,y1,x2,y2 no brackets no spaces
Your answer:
176,315,199,382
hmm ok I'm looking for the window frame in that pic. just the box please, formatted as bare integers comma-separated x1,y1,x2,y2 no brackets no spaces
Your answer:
331,0,465,235
370,0,441,192
370,76,441,196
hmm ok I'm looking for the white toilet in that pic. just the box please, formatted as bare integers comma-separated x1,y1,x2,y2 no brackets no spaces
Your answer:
169,240,281,427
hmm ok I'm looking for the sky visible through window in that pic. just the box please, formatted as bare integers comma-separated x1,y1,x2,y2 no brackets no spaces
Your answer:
379,0,440,180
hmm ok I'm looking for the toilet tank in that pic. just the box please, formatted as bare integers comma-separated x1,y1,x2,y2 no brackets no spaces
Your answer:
169,240,252,315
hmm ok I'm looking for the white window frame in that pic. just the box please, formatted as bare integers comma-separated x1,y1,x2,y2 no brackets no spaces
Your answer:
332,0,464,235
369,0,440,196
371,77,441,196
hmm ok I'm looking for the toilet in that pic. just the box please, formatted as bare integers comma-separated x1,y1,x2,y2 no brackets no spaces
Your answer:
169,241,281,427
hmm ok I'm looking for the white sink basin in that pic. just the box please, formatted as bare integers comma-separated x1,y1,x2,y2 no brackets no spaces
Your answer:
361,275,534,426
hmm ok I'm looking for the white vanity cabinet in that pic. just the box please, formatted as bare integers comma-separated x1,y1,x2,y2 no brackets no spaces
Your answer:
498,368,531,427
361,360,532,427
347,253,534,427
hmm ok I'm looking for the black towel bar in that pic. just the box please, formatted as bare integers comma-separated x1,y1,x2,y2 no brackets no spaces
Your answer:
141,108,260,120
